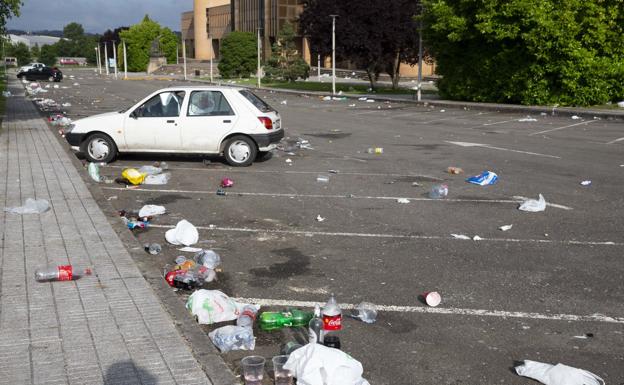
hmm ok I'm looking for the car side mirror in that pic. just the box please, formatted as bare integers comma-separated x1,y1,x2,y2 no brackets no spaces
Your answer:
130,110,138,119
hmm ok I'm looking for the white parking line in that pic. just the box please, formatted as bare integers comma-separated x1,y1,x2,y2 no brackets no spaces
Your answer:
103,187,573,210
446,141,561,159
234,297,624,324
606,137,624,145
148,224,619,246
528,120,597,136
418,111,496,124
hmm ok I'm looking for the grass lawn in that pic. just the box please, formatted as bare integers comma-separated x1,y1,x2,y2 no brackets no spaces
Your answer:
212,77,436,95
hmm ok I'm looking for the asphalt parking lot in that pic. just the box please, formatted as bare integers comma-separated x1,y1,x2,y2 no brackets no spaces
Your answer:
32,68,624,384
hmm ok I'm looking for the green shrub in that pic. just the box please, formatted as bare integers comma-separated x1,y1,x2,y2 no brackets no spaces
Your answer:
218,31,257,78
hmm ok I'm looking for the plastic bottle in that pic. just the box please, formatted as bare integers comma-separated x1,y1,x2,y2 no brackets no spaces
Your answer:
322,294,342,331
429,184,449,199
259,311,293,331
145,243,162,255
35,265,93,282
237,305,258,328
308,304,324,344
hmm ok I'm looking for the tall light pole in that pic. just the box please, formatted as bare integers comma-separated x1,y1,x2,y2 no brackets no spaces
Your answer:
122,40,128,79
329,15,338,95
95,46,101,74
112,40,118,79
257,28,261,88
104,41,109,75
417,5,424,102
209,34,213,83
182,39,187,81
317,54,321,79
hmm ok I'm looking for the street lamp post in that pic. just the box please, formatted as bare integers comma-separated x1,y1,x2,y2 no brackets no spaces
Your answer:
329,15,338,95
122,40,128,80
112,40,118,79
257,28,262,88
182,40,187,81
209,34,213,83
417,6,424,102
104,41,109,76
95,46,101,74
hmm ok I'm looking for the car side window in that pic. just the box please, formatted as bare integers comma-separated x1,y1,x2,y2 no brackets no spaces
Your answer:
135,91,185,118
187,91,234,117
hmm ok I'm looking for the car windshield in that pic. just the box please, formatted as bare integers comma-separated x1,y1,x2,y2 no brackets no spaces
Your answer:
239,90,274,112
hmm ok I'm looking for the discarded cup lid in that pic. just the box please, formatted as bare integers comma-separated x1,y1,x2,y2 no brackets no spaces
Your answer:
175,255,187,265
423,291,441,307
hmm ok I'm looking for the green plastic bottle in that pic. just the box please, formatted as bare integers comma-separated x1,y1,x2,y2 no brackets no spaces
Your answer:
259,309,313,331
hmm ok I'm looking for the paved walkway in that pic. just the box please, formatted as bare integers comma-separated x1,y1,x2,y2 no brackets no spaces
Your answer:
0,78,212,384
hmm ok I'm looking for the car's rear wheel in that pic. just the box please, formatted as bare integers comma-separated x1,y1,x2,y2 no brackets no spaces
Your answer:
223,135,257,167
81,133,117,163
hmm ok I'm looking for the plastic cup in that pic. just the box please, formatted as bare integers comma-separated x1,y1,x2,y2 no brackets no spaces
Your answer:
241,355,265,385
423,291,442,307
272,355,293,384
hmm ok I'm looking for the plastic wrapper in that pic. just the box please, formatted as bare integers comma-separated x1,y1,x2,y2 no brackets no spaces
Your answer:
122,168,146,185
5,198,50,214
209,325,255,352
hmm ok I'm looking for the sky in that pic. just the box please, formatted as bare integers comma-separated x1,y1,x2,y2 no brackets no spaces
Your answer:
7,0,188,33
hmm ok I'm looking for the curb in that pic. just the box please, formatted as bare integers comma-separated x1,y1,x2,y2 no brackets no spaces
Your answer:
26,86,240,385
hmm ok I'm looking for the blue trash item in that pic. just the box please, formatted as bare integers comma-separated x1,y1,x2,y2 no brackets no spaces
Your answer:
466,171,498,186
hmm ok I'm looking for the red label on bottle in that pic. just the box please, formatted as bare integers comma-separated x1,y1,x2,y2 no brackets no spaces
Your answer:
57,265,73,281
323,314,342,331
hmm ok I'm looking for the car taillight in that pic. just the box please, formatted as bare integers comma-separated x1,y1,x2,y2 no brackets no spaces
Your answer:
258,117,273,130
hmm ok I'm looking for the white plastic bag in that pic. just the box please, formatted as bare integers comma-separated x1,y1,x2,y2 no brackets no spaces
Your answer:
138,165,162,175
283,343,370,385
5,198,50,214
515,360,604,385
519,194,546,212
87,163,101,182
185,289,259,325
138,204,166,218
165,220,199,246
144,173,170,185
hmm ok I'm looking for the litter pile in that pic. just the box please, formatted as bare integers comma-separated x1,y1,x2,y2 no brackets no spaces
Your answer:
120,164,171,186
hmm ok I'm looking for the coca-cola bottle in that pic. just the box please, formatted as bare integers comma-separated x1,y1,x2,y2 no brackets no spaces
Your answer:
35,265,93,282
322,293,342,331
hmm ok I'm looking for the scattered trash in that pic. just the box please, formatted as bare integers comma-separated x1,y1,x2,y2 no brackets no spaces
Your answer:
179,246,202,253
397,198,410,204
209,325,255,352
322,96,332,101
106,195,118,201
220,177,234,188
316,215,325,222
260,309,313,331
186,289,255,324
61,102,72,107
323,335,341,349
145,243,162,255
216,188,227,196
309,304,324,343
285,159,292,164
518,194,546,212
124,219,149,230
429,184,449,199
237,305,258,328
144,173,170,185
322,293,342,331
514,360,604,385
242,356,266,384
447,166,464,175
5,198,50,214
499,224,513,231
283,343,370,385
580,180,592,186
328,169,339,174
121,168,147,185
573,333,594,339
440,109,446,112
518,116,538,122
617,101,624,108
280,100,288,105
35,265,92,282
348,103,356,107
366,99,375,103
165,220,199,246
87,162,102,182
571,115,581,120
193,249,221,282
138,165,162,175
138,205,166,218
472,235,483,241
316,175,329,183
358,97,367,101
366,147,383,154
164,267,201,290
423,291,442,307
466,171,498,186
451,234,471,240
2,91,11,97
73,82,80,86
351,302,377,324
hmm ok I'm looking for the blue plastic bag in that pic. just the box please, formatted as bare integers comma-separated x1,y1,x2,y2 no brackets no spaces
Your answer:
466,171,498,186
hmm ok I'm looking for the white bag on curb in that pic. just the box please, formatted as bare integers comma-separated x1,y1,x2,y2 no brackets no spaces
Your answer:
284,343,370,385
144,173,170,185
515,360,604,385
519,194,546,212
138,205,166,218
165,220,198,246
186,289,259,325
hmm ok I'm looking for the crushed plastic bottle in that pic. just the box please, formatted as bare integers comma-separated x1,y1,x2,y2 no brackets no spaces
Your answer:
237,305,258,328
351,302,377,324
209,325,255,352
144,243,162,255
35,265,93,282
429,184,449,199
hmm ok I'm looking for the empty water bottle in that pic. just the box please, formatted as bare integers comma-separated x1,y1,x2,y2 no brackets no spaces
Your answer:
145,243,161,255
237,305,258,328
35,265,93,282
209,325,255,353
351,302,377,324
429,184,449,199
159,161,169,170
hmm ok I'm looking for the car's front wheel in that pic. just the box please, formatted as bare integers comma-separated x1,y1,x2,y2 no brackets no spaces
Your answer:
223,135,257,167
81,133,118,163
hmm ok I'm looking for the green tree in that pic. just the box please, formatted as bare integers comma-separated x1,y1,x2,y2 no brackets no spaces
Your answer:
0,0,21,35
7,42,30,66
218,31,257,78
63,22,85,41
265,22,310,82
119,15,176,72
422,0,624,106
39,44,58,66
30,43,40,61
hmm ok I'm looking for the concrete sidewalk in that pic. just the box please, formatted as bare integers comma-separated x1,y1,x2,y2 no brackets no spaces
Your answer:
0,79,213,384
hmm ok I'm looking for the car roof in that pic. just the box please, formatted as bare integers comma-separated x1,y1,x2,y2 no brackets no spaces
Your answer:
155,86,246,92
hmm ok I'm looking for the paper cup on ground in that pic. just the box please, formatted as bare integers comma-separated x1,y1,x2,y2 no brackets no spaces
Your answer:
423,291,441,307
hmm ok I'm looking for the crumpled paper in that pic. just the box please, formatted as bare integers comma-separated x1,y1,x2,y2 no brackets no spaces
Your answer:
515,360,604,385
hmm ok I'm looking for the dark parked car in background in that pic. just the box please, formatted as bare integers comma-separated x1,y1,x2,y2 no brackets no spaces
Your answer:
17,66,63,82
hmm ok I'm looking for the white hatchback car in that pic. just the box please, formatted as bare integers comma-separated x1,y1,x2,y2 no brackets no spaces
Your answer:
64,86,284,166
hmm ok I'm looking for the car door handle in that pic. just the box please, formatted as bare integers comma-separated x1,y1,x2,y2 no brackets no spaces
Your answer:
166,120,175,123
223,120,231,123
